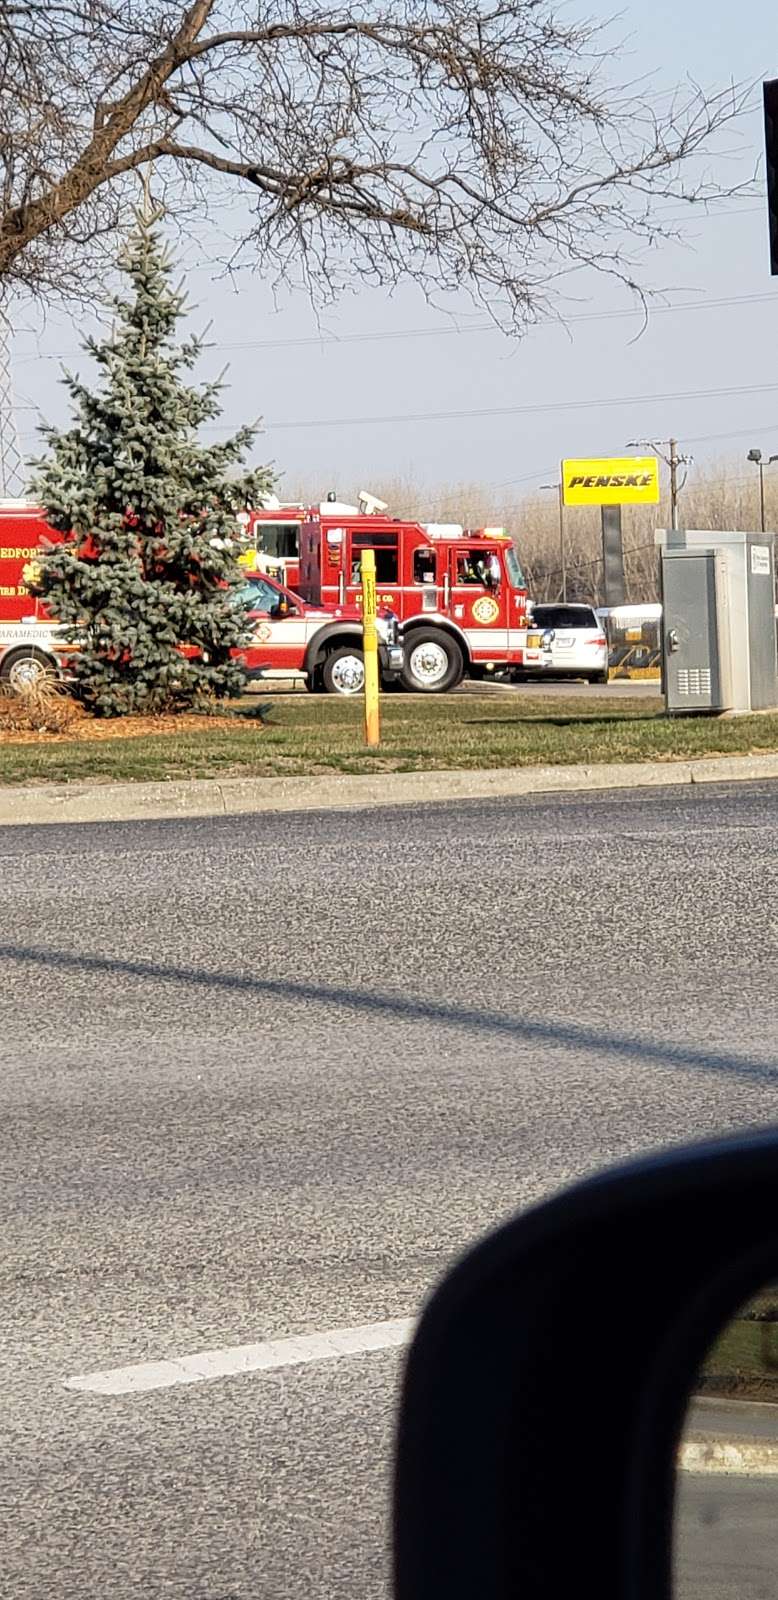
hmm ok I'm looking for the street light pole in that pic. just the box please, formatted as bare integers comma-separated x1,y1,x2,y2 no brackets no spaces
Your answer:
746,448,778,532
540,481,566,601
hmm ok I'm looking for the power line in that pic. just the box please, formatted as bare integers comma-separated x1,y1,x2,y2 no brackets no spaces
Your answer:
255,378,778,434
17,383,778,447
493,466,557,489
472,424,778,494
30,379,747,437
409,446,778,514
682,422,778,448
535,540,658,579
13,287,778,367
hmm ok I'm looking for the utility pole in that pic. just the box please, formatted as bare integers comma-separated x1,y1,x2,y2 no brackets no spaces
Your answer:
668,439,680,532
629,437,690,531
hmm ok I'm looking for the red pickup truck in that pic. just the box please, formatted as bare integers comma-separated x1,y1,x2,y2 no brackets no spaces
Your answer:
229,569,403,694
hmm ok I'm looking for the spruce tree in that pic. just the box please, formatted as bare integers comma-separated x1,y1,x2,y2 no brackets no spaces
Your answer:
31,215,273,716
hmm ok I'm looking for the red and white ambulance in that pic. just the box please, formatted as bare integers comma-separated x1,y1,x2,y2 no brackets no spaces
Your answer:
0,500,403,696
296,496,530,692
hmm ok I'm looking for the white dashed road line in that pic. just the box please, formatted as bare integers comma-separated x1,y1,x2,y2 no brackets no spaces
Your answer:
64,1317,415,1396
63,1325,778,1483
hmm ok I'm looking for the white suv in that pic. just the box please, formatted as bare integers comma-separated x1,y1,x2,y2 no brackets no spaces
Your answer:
522,604,609,683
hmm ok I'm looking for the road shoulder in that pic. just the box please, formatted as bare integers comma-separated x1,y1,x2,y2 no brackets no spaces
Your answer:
679,1436,778,1476
3,749,778,826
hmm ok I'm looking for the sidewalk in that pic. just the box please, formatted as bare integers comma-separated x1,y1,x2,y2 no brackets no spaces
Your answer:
2,749,778,827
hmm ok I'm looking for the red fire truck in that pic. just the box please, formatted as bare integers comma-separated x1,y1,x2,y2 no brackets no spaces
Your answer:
237,493,375,588
296,499,529,691
0,500,55,622
0,500,69,689
0,500,403,696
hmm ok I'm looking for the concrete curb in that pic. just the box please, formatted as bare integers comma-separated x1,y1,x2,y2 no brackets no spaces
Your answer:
3,749,778,827
679,1436,778,1476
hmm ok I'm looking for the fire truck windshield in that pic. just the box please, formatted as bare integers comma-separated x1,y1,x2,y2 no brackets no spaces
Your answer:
232,577,280,612
505,545,526,588
256,523,299,559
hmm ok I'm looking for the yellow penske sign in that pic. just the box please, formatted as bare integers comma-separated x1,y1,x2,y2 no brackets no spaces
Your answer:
562,456,660,507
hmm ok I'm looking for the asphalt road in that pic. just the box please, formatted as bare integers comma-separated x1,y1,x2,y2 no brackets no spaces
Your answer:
256,674,660,699
4,780,778,1599
677,1472,778,1599
689,1398,778,1441
456,675,660,698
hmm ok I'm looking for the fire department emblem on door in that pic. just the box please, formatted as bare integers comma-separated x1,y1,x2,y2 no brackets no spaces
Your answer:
472,596,500,625
253,621,272,643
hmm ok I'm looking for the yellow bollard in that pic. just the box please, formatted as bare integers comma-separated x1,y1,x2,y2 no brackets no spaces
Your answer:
360,548,381,747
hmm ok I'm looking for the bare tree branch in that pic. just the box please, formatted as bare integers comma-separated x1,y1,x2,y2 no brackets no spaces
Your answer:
0,1,752,320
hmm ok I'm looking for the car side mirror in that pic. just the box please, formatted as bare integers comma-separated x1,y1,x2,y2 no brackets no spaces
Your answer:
394,1128,778,1600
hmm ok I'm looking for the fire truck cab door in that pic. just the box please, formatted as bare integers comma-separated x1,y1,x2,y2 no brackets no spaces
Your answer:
239,575,309,674
448,546,511,656
411,545,445,616
345,529,402,614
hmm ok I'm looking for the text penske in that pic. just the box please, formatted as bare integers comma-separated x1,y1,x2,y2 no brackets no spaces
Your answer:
568,472,653,489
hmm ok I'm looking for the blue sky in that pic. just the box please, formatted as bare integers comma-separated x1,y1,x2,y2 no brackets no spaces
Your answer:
12,1,778,505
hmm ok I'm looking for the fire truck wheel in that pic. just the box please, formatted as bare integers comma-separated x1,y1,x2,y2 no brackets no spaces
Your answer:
322,645,366,696
401,630,464,693
0,648,57,692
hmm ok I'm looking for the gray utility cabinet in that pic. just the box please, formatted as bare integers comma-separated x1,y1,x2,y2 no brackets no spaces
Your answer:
656,529,778,715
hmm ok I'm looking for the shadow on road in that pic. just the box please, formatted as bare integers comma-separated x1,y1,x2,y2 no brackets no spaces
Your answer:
3,940,778,1089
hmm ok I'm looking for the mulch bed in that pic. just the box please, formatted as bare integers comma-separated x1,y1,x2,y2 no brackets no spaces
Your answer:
0,711,263,745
